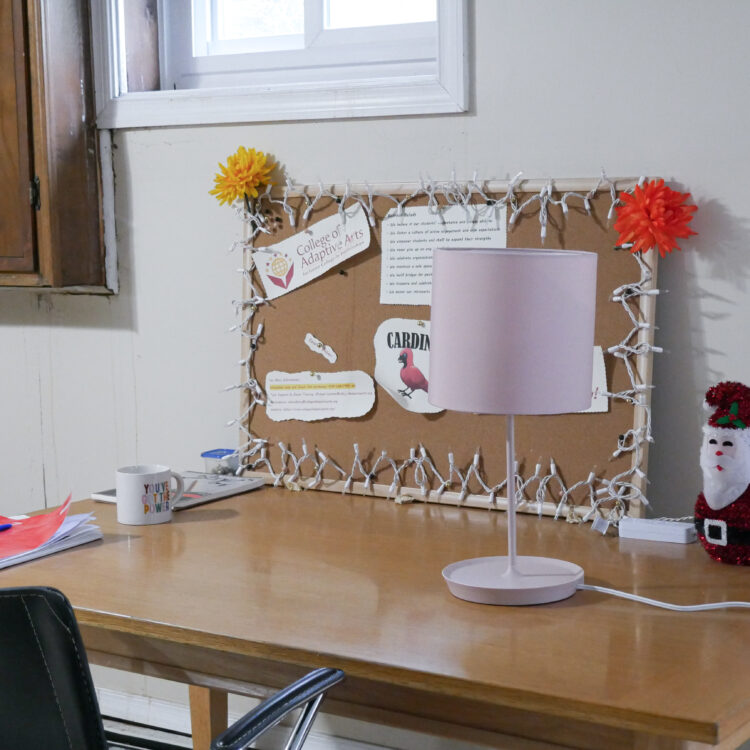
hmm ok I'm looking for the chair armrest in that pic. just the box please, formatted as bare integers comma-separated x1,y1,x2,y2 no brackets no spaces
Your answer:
211,667,345,750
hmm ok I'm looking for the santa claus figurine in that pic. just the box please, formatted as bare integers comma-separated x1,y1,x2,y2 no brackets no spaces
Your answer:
695,381,750,564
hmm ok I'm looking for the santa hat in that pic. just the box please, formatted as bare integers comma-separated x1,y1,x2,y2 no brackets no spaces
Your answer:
704,381,750,435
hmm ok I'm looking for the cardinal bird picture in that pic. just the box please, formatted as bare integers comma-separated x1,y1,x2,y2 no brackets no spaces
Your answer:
397,348,429,398
373,318,443,414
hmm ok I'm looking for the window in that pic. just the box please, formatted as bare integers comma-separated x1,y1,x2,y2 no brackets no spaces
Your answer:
167,0,438,89
90,0,467,128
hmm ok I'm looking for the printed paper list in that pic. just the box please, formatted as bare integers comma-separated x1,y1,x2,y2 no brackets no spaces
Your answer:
380,204,507,305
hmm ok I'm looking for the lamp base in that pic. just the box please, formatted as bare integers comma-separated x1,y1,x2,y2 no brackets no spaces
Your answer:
443,555,583,606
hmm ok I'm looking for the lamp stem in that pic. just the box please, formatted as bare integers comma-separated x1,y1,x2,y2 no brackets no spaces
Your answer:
506,414,518,574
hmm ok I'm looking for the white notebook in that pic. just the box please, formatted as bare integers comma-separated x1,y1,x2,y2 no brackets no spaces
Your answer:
91,472,265,509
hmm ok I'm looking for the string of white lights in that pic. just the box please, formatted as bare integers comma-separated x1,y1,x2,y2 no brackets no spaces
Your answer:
226,175,658,521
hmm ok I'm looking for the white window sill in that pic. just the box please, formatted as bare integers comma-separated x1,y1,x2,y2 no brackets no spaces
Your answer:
95,74,466,129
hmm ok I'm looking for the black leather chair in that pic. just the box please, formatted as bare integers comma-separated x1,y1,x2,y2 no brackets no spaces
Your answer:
0,586,344,750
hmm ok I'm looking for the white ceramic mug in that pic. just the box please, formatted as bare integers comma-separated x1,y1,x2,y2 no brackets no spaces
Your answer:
115,464,185,525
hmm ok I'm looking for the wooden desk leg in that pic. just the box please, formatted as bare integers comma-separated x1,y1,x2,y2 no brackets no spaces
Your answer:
189,685,228,750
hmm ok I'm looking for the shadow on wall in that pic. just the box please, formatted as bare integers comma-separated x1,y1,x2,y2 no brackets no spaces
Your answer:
0,226,136,332
0,288,135,331
648,198,750,517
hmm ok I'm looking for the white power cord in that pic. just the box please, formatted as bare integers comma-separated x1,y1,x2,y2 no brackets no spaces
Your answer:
578,583,750,612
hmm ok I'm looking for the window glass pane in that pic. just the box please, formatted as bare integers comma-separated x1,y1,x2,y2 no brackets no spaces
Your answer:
215,0,304,41
324,0,436,29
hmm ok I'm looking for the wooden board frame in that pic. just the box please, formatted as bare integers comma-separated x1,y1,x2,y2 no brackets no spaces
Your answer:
235,177,658,521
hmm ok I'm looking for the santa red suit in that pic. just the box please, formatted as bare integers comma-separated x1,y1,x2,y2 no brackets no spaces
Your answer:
694,488,750,565
694,381,750,565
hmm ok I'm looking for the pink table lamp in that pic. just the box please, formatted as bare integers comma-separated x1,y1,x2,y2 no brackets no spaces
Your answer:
429,248,598,605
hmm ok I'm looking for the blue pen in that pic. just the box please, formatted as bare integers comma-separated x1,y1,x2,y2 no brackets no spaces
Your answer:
0,523,12,532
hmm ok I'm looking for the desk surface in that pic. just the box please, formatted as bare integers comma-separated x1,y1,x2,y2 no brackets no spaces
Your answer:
3,489,750,749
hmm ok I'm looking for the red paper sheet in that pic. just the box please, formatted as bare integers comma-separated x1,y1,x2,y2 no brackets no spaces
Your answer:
0,495,72,558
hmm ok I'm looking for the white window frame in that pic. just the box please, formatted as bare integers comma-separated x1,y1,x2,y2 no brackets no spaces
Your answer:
89,0,468,129
164,1,437,90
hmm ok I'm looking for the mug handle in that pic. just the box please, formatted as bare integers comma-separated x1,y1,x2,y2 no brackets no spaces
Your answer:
170,471,185,508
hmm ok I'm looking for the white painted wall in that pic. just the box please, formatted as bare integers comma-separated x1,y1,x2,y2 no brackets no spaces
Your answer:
1,0,749,524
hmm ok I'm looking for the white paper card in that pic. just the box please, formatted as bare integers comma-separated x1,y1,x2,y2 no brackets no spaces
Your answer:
373,318,443,414
580,346,608,414
265,370,375,422
304,333,337,363
380,204,507,305
253,204,370,300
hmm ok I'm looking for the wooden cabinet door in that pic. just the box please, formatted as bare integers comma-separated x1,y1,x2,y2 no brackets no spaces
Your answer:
0,0,36,273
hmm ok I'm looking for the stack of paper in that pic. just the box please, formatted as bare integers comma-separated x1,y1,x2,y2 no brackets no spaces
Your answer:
0,495,102,570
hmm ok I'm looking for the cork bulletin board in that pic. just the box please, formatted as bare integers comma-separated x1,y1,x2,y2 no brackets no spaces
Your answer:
237,179,658,520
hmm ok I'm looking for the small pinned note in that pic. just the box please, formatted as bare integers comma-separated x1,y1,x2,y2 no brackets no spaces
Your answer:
265,370,375,422
304,333,337,363
579,346,608,414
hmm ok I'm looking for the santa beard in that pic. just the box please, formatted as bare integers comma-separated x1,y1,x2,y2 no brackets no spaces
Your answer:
700,428,750,510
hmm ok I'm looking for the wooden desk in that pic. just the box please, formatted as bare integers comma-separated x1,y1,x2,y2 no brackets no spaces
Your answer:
3,489,750,750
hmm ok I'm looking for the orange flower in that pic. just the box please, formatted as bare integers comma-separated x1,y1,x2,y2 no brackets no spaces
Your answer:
210,147,275,206
614,179,697,257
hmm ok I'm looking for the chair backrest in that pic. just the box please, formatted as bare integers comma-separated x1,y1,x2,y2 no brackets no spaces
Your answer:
0,586,108,750
211,667,345,750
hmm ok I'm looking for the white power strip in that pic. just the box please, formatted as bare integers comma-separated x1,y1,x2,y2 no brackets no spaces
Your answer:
618,517,697,544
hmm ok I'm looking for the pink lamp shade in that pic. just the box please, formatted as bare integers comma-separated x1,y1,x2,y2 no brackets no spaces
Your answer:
428,248,598,415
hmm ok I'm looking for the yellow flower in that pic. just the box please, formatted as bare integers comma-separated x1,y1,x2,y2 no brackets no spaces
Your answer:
210,147,275,206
